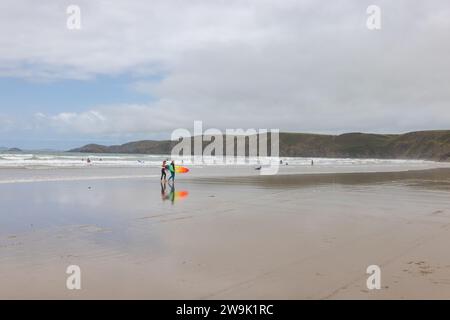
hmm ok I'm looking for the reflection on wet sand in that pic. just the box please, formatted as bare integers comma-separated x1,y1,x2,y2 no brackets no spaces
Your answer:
160,181,189,204
190,168,450,191
0,168,449,299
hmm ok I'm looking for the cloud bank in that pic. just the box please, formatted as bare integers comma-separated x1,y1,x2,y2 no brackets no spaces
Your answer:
1,0,449,139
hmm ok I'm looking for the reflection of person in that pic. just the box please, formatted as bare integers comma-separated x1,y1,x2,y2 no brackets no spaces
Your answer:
161,160,167,181
160,180,167,199
168,160,176,182
161,180,189,205
161,181,176,205
168,183,175,204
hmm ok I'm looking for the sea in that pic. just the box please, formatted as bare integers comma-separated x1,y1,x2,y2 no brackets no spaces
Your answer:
0,150,444,169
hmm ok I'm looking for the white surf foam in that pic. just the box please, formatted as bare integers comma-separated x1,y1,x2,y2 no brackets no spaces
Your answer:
0,151,447,170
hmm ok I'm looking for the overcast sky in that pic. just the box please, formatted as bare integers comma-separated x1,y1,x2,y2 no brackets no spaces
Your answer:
0,0,449,149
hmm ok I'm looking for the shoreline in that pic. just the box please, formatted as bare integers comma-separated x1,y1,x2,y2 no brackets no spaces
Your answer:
0,163,449,185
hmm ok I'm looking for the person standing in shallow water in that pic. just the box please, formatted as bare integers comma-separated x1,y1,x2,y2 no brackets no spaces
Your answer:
168,160,176,183
161,160,167,181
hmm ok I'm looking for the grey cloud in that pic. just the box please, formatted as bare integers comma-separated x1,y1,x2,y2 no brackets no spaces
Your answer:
1,0,449,136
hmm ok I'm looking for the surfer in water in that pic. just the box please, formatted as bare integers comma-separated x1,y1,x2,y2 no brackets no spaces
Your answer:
168,160,176,183
161,160,167,181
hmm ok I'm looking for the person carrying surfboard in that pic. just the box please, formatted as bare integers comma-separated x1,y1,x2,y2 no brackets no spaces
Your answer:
168,160,176,182
161,160,167,181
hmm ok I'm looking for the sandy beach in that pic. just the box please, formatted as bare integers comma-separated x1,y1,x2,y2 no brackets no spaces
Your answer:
2,0,450,305
0,165,450,299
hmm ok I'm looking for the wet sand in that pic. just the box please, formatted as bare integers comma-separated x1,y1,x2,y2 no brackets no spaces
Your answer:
0,167,450,299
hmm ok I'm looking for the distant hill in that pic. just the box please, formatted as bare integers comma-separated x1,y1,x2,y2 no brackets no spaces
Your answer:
69,130,450,161
0,147,22,152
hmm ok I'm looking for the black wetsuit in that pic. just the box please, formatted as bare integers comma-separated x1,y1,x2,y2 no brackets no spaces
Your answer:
161,165,167,180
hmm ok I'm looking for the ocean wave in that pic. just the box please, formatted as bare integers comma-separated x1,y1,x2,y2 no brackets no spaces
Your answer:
0,151,444,169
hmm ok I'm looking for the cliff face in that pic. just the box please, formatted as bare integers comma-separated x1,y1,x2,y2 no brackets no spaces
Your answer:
69,130,450,161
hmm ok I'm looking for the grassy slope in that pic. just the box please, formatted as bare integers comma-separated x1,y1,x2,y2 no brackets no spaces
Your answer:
69,130,450,161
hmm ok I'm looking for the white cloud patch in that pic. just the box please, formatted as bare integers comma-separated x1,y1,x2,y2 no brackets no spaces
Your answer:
0,114,14,131
1,0,450,136
34,103,190,135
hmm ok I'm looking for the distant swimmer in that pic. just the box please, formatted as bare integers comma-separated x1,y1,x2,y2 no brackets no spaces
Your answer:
311,159,314,166
255,166,262,171
87,158,91,164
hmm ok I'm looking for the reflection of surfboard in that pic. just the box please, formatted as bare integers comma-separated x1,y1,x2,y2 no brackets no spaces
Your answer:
175,166,189,173
175,191,189,199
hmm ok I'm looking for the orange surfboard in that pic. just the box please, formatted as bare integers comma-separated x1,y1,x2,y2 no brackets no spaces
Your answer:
175,166,189,173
